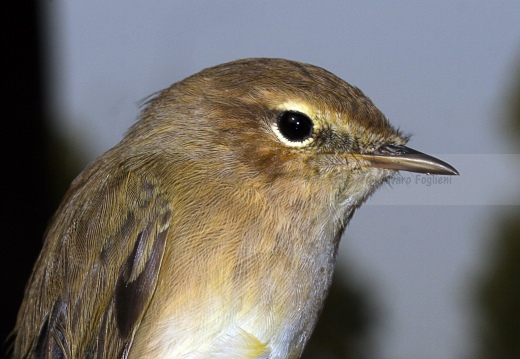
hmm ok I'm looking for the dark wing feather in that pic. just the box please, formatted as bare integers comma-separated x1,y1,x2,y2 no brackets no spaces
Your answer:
115,221,168,340
13,166,171,358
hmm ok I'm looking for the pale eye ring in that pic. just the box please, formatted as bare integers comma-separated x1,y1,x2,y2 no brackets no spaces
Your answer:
272,111,314,147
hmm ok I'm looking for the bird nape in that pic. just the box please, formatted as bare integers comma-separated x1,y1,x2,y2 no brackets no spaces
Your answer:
13,58,458,359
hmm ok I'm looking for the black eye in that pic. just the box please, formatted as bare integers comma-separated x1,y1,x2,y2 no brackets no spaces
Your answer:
277,111,314,142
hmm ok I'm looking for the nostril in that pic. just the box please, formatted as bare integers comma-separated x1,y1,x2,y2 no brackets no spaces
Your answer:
374,144,405,156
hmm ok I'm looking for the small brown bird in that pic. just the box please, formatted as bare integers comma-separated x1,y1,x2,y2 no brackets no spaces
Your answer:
13,58,458,358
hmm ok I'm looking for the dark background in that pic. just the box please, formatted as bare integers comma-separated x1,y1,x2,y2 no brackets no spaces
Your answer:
1,1,51,356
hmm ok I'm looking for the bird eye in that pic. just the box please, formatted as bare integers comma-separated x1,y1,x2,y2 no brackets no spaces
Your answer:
276,111,314,144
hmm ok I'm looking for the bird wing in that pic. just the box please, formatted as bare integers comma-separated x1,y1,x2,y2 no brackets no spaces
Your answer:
14,168,172,358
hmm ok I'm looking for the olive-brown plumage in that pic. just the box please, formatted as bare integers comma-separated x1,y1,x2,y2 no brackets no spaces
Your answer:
13,58,457,358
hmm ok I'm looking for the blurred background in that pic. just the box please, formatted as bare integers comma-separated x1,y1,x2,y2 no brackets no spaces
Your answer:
2,1,520,358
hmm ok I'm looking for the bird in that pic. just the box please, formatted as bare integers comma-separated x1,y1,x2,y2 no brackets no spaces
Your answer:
13,58,458,359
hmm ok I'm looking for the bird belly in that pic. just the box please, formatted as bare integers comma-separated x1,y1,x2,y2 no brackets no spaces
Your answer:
129,219,339,358
129,264,334,359
156,324,271,359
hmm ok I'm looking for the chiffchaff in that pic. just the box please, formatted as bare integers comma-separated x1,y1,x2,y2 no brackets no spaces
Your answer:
14,58,457,359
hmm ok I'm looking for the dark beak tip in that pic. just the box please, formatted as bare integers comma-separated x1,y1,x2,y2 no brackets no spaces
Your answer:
432,166,459,176
446,166,460,176
427,159,459,176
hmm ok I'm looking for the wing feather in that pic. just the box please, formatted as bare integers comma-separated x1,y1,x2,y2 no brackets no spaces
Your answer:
14,165,171,358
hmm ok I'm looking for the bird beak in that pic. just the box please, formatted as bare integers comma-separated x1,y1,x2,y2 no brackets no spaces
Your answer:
360,144,459,175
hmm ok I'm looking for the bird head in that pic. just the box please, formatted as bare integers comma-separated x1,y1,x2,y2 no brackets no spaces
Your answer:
128,58,457,220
